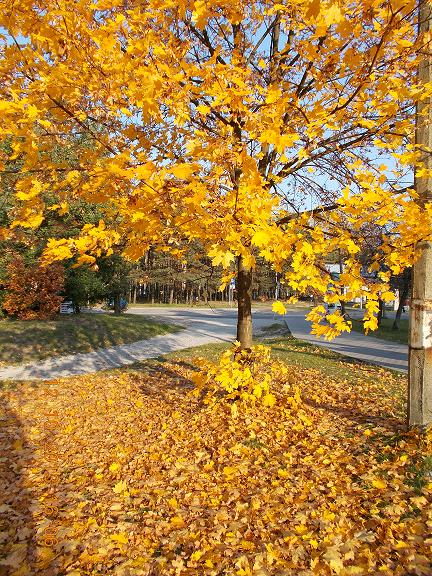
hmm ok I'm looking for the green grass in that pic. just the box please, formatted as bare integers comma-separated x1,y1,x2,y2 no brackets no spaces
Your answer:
0,313,181,366
406,455,432,494
257,322,290,336
350,316,408,344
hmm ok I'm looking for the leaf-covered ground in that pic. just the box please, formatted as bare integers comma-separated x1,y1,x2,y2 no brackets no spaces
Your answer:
0,346,431,576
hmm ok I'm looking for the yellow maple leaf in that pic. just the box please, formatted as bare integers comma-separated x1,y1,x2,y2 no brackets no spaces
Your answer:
323,4,343,26
170,163,195,179
109,462,120,472
16,180,43,201
323,546,344,574
196,104,211,115
11,211,44,229
272,301,287,315
113,480,127,494
191,0,209,28
371,478,386,489
208,247,235,268
223,466,237,479
74,254,96,267
135,162,156,179
263,393,277,407
170,515,186,528
190,550,204,561
251,229,270,248
110,533,128,545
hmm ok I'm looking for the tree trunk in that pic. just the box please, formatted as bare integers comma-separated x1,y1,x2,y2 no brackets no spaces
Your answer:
339,251,346,316
408,0,432,429
377,298,385,327
113,293,121,315
169,285,174,305
236,256,253,349
393,278,410,331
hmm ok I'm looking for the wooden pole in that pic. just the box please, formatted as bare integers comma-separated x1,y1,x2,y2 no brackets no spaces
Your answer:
408,0,432,428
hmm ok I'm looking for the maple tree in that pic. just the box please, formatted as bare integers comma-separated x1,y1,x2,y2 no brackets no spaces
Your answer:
0,0,432,347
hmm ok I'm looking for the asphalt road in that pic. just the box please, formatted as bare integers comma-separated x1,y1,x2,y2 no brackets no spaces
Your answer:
284,311,408,373
127,305,282,339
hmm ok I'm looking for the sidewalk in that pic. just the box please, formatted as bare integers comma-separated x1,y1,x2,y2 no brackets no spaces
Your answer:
0,307,283,381
0,328,231,382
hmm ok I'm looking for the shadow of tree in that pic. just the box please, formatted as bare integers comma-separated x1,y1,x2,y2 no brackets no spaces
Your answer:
124,359,197,402
303,397,404,432
0,400,36,575
270,344,347,363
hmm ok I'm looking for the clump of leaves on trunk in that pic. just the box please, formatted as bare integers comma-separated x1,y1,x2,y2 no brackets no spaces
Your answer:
193,343,302,416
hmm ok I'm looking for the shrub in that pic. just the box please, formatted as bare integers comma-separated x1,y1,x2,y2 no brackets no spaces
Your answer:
2,255,65,320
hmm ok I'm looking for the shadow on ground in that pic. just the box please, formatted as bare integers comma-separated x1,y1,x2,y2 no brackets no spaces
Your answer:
0,401,36,574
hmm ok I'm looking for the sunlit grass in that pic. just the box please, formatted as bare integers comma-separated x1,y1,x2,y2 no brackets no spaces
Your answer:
0,313,181,366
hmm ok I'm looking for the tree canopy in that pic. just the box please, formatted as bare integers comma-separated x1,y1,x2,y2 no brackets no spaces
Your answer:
1,0,431,340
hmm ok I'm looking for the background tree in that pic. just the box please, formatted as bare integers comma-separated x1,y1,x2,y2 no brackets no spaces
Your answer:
63,264,106,312
2,254,64,320
0,0,431,347
391,267,411,331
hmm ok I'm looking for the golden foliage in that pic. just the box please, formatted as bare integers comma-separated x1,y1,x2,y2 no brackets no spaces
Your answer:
0,0,431,336
192,344,298,409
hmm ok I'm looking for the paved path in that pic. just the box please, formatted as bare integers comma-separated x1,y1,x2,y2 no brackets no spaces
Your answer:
284,312,408,373
0,307,278,381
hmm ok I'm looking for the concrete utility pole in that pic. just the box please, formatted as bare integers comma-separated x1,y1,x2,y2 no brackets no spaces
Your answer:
408,0,432,428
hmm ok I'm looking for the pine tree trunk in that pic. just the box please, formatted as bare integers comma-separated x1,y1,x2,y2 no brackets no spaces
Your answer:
377,298,385,327
169,285,174,305
113,293,121,315
393,273,411,330
339,252,346,316
236,256,253,349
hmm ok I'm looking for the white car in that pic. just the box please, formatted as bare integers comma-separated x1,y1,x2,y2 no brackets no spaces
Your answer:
60,301,74,314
